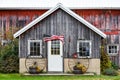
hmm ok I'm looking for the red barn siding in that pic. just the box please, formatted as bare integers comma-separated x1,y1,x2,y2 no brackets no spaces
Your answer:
0,9,120,33
73,10,120,31
0,10,47,16
0,10,47,32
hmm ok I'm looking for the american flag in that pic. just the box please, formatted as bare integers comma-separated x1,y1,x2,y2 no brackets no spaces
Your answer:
43,35,64,43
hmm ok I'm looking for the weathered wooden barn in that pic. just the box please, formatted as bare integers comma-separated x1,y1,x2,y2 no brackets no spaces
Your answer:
0,0,120,74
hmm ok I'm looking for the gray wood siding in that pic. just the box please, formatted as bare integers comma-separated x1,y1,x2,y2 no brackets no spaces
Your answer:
19,9,102,58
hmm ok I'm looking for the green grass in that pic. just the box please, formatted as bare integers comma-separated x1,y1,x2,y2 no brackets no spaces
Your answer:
0,73,120,80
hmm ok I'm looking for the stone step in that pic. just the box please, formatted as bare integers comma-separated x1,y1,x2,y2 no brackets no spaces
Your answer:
23,72,94,76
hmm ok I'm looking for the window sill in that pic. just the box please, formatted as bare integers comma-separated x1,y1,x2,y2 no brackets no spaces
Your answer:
28,56,43,58
78,56,91,59
108,54,118,56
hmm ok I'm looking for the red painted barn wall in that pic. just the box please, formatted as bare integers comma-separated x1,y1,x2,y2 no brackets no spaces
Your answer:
73,9,120,32
0,9,120,42
0,10,47,16
0,10,47,32
0,9,120,34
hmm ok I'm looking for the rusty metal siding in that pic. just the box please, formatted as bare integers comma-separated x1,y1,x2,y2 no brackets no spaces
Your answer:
19,9,101,58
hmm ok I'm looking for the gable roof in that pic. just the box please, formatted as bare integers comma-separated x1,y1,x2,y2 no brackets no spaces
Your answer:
14,3,106,38
0,0,120,9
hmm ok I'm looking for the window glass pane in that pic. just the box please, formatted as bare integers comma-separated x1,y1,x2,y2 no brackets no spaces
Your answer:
115,49,117,53
30,52,34,56
85,46,89,56
111,49,114,53
109,46,111,49
109,50,111,53
34,42,36,47
36,42,40,47
36,46,40,55
112,46,114,49
29,41,41,56
78,41,90,57
30,47,34,52
30,42,34,47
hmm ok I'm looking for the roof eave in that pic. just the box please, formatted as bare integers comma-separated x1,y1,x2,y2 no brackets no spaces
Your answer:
0,7,120,10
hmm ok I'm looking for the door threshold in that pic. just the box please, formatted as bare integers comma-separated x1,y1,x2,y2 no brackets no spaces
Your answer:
47,71,63,73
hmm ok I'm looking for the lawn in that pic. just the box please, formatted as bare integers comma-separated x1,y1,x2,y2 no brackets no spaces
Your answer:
0,74,120,80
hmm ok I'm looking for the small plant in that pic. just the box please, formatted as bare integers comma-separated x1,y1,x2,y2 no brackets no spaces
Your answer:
100,39,111,73
111,62,119,70
103,68,118,76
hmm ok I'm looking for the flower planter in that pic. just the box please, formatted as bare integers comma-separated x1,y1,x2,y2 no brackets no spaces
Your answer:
72,70,83,74
73,66,83,74
29,67,40,74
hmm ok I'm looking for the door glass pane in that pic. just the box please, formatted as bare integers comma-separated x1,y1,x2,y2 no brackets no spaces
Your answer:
51,40,60,55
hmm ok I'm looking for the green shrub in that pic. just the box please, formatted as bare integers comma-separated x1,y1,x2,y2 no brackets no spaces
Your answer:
100,39,111,73
100,46,111,72
111,62,119,70
103,68,118,76
0,39,19,73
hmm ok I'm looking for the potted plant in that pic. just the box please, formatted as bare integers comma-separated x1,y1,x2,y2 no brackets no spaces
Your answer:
73,62,87,74
29,61,41,74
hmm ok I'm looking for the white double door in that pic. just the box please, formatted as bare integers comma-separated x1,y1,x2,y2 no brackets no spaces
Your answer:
48,40,63,72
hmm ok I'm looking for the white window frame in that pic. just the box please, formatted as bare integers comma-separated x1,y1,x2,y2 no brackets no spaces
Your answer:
77,40,92,58
28,40,42,57
107,44,119,56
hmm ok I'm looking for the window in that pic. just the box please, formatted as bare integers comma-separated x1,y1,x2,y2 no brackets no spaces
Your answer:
107,44,119,55
28,40,42,57
77,40,91,58
1,40,10,46
51,40,60,55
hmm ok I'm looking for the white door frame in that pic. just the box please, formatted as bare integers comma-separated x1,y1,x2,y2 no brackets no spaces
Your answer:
47,40,63,72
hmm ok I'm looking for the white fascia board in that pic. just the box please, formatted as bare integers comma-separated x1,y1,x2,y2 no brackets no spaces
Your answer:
14,3,106,38
0,7,120,10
